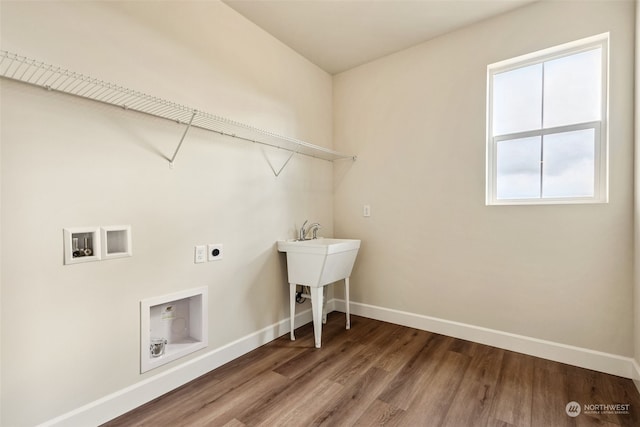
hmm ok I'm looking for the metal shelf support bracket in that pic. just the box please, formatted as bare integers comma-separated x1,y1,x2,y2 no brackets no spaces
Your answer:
169,110,197,168
269,150,296,177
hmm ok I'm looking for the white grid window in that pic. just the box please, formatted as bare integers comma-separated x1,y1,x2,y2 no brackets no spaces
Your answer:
486,34,609,205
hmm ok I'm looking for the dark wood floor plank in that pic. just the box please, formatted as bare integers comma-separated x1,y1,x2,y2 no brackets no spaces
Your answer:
353,399,406,426
441,343,505,427
566,363,640,427
208,335,305,381
104,314,640,427
253,379,343,427
115,337,308,426
106,371,231,426
311,366,391,426
532,357,573,427
394,349,470,426
234,338,370,424
487,350,535,427
273,314,372,379
374,326,433,374
221,419,245,427
592,371,640,427
486,419,517,427
575,416,620,427
616,376,640,427
377,333,454,410
175,370,289,426
327,321,410,386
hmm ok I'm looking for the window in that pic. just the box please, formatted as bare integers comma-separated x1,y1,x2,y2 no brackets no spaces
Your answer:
486,34,608,205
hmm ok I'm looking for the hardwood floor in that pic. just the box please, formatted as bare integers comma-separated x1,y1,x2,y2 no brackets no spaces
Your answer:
104,314,640,427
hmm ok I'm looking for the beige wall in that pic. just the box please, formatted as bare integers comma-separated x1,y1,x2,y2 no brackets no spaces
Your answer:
0,1,333,425
334,1,635,356
1,0,638,424
635,0,640,383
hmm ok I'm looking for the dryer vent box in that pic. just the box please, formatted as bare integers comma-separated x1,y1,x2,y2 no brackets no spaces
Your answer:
101,225,132,260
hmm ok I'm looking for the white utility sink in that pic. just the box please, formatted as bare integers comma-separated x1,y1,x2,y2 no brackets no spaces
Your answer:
277,238,360,348
277,238,360,287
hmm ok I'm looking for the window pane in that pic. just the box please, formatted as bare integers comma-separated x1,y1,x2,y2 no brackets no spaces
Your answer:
493,64,542,136
496,136,541,199
543,48,602,128
542,129,595,198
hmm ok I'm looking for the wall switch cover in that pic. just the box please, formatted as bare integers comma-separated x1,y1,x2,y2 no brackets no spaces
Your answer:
363,204,371,217
194,245,206,263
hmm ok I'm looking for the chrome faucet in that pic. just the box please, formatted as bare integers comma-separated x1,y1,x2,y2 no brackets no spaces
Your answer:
299,220,321,240
309,223,321,239
299,220,308,240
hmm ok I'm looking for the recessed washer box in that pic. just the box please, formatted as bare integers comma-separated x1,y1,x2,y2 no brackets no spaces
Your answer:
101,225,132,260
140,287,208,373
63,227,101,265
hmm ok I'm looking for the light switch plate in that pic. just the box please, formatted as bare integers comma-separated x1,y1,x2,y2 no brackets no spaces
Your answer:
194,245,207,263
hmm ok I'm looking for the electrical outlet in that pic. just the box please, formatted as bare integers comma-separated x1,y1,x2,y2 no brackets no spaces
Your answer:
208,244,223,261
363,204,371,217
194,245,207,263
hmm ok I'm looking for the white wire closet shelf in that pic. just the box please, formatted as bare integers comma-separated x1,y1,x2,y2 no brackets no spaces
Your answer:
0,50,356,171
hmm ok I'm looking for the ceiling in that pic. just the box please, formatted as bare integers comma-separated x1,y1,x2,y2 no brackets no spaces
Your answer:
223,0,537,74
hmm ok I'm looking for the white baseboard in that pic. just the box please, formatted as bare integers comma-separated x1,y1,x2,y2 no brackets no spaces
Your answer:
633,359,640,395
332,299,636,380
39,309,313,427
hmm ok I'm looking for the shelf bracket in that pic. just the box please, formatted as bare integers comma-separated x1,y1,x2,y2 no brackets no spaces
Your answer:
267,150,296,177
169,110,197,168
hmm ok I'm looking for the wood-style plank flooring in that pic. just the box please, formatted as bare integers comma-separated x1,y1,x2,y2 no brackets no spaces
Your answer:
104,314,640,426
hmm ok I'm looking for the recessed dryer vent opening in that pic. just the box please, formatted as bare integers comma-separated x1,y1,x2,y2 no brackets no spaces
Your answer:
140,287,208,373
101,225,132,260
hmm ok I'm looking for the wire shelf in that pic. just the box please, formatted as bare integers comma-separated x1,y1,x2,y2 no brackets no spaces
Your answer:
0,50,356,169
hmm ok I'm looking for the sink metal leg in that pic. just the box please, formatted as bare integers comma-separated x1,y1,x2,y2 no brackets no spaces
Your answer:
345,277,351,330
310,286,324,348
322,286,327,324
289,283,296,341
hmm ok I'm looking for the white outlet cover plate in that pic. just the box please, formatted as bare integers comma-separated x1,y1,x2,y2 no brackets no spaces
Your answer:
208,244,223,261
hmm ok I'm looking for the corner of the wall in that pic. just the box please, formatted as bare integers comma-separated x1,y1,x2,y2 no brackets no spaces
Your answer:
631,360,640,393
634,0,640,398
0,25,4,424
633,359,640,395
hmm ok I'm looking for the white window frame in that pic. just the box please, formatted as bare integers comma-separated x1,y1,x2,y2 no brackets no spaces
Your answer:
486,33,609,205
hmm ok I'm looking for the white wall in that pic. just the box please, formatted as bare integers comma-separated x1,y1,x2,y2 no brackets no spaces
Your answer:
334,1,635,356
0,1,333,425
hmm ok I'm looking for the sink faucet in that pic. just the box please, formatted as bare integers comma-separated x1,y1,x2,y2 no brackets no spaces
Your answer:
309,223,321,239
299,220,321,240
299,220,308,240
